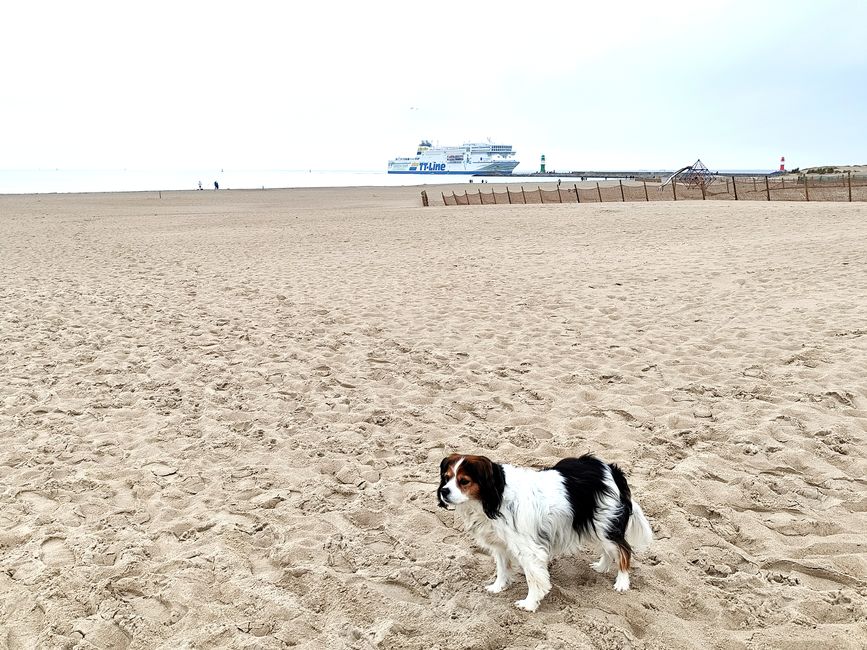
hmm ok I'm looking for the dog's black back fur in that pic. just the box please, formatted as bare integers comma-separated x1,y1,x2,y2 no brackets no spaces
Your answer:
547,454,632,542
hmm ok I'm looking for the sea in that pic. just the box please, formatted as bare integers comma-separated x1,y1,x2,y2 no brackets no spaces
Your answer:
0,168,778,195
0,169,539,195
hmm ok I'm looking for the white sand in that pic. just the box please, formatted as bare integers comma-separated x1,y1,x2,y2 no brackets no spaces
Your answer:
1,188,865,649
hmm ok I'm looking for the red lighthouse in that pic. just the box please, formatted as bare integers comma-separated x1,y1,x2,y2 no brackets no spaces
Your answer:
779,156,786,172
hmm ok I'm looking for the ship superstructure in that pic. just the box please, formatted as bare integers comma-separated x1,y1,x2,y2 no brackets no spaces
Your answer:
388,141,519,174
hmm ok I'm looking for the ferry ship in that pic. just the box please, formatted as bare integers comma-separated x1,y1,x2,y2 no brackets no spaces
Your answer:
388,140,519,175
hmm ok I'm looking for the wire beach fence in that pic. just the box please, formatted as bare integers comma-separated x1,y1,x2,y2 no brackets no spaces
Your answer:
430,173,867,206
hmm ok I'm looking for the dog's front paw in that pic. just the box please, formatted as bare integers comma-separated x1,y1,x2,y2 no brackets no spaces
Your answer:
485,581,510,594
514,598,540,612
590,559,609,574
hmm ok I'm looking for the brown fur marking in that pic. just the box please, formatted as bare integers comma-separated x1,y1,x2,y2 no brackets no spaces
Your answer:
456,456,494,501
442,453,462,479
618,546,632,571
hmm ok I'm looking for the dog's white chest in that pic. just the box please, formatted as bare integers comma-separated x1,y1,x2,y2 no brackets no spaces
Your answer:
460,508,504,549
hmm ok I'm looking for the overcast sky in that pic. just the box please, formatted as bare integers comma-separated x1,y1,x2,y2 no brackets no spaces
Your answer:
2,0,865,172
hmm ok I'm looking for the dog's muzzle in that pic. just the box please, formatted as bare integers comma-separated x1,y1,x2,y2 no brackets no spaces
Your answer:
437,487,452,509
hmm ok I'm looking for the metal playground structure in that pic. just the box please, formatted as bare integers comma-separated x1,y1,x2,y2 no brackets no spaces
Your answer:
661,159,717,191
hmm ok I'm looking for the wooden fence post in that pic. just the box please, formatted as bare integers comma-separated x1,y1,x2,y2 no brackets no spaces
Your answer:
672,180,677,201
848,172,853,202
421,190,429,207
506,187,512,204
753,177,757,192
700,182,706,200
732,176,738,201
452,191,458,205
464,190,469,205
538,186,543,203
619,179,625,202
442,192,447,205
805,176,810,201
726,178,730,193
557,186,563,203
492,188,497,204
574,184,581,203
643,181,649,201
478,188,483,204
521,186,527,203
596,182,602,202
765,176,771,201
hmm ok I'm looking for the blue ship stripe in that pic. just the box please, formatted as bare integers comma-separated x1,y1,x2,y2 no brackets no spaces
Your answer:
387,170,517,175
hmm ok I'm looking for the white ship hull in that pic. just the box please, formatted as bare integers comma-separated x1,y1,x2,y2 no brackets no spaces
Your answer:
388,141,519,175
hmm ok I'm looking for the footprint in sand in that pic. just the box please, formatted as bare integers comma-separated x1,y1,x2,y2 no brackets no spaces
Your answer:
73,618,131,649
40,537,75,566
18,491,59,514
146,462,178,477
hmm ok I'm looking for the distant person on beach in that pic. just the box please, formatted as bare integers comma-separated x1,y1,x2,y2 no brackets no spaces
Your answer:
198,181,203,190
214,181,219,190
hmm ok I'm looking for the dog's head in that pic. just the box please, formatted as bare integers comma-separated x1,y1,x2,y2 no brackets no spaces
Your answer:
437,454,505,519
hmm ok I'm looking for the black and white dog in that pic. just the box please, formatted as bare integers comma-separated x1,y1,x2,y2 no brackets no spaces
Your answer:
438,453,653,612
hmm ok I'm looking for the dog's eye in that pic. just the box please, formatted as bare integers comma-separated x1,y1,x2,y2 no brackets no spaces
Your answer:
458,478,470,486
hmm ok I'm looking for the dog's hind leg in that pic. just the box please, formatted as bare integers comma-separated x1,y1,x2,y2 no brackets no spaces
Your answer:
596,538,631,592
613,540,632,592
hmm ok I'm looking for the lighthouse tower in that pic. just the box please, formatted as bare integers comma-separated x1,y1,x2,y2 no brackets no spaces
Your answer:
540,154,546,173
779,156,786,172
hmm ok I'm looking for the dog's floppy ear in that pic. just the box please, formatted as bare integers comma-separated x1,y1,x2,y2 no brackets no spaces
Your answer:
469,456,506,519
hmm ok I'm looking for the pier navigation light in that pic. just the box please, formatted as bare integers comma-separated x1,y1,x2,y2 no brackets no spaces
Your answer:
540,154,546,173
779,156,786,172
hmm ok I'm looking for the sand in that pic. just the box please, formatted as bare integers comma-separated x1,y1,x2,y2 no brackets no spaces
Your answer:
0,187,865,649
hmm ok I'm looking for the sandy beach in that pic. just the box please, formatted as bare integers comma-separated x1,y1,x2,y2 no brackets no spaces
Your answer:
1,187,865,649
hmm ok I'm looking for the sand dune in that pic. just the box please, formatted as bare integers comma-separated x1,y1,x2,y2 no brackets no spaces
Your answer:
1,188,865,649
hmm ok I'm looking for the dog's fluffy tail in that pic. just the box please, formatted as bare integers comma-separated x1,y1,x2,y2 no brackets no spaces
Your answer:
625,500,653,552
